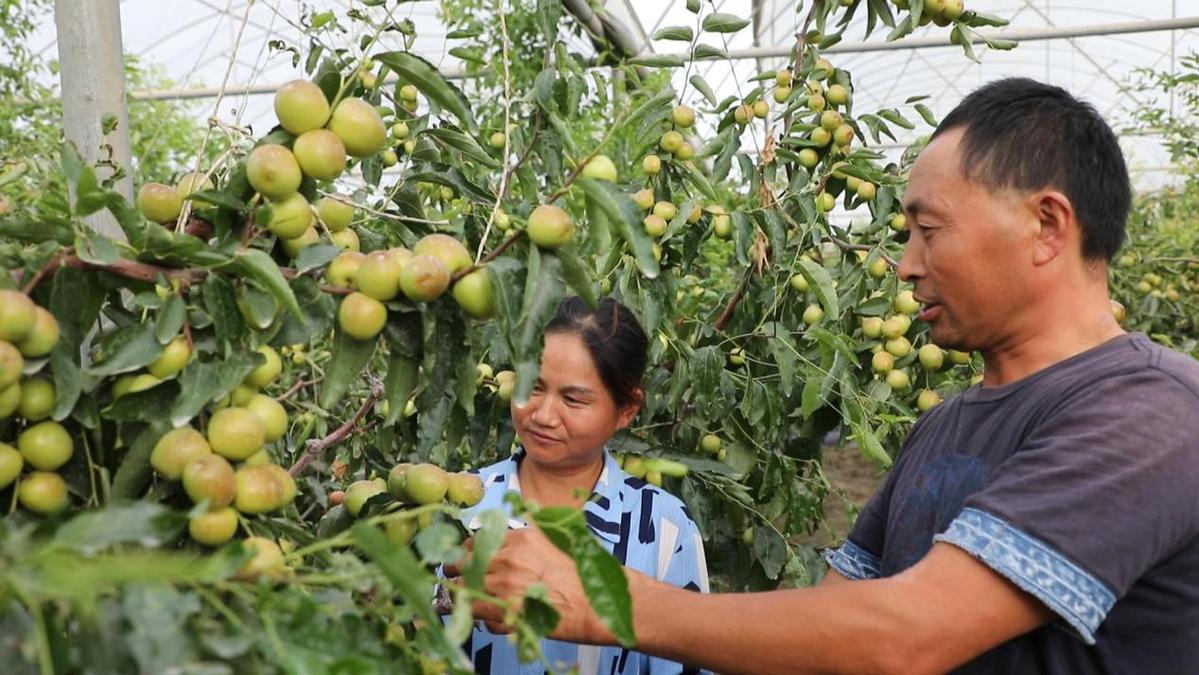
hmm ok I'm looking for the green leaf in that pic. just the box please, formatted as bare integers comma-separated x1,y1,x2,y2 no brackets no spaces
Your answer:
850,418,892,467
169,353,260,426
230,249,303,320
74,232,119,265
692,44,729,60
555,246,597,308
155,295,186,344
628,55,686,68
878,109,915,130
689,75,717,105
110,423,170,500
686,0,700,12
702,13,751,33
352,523,470,669
622,88,675,141
88,322,163,378
652,26,694,42
533,507,635,647
537,0,563,44
680,161,717,203
202,275,244,345
375,51,476,131
274,277,335,345
796,258,839,319
914,102,938,127
576,178,659,279
295,244,342,274
423,127,501,169
463,509,507,589
752,523,787,578
319,325,378,409
54,502,186,555
382,312,422,427
512,249,566,404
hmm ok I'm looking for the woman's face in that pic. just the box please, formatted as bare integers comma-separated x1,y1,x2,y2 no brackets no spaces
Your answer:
511,331,639,472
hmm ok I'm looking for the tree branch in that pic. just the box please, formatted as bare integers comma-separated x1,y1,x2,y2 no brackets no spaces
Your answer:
18,250,353,296
288,377,385,477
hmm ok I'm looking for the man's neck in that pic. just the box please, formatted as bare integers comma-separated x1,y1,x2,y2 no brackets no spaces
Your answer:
518,453,604,509
981,284,1124,386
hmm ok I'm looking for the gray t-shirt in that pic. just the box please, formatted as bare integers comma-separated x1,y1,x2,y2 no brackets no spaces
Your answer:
824,333,1199,674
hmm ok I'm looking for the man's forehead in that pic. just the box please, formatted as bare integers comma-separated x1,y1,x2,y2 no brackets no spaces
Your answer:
904,130,965,208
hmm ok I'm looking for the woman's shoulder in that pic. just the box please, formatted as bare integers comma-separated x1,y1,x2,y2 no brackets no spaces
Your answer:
468,455,518,486
606,468,698,530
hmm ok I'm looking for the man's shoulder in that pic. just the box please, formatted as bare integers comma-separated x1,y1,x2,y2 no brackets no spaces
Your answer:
1137,335,1199,399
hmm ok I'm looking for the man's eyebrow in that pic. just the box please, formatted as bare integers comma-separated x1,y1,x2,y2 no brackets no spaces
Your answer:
902,196,924,215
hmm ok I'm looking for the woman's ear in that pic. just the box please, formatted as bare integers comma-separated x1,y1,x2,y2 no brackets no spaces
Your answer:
614,388,643,431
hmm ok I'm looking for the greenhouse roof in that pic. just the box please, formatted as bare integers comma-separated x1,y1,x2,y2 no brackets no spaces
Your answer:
32,0,1199,189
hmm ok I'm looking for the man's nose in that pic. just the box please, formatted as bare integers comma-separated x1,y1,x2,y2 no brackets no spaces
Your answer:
896,232,924,282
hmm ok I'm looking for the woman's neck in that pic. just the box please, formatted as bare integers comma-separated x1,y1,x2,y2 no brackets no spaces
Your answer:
517,453,605,509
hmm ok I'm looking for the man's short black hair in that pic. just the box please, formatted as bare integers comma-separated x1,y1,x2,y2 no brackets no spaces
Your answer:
932,77,1130,262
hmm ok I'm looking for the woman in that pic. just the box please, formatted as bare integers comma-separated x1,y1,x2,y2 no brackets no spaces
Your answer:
459,296,708,675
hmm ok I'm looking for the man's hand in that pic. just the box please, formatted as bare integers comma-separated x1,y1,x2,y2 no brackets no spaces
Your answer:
449,526,615,643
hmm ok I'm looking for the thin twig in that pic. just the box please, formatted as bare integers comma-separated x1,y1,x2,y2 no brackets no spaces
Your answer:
713,264,756,332
288,377,385,478
451,230,525,283
274,378,316,403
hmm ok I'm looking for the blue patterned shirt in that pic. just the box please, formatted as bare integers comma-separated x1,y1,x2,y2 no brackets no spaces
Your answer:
457,448,709,675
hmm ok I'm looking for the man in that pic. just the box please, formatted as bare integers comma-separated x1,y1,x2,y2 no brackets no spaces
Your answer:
462,78,1199,673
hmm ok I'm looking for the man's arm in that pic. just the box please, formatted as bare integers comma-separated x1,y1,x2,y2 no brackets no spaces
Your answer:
819,567,849,585
475,530,1052,675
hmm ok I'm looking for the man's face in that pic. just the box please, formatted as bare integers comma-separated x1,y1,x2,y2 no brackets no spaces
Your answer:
898,127,1037,352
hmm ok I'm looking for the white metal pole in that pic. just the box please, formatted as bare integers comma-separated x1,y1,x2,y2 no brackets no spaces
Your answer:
54,0,132,240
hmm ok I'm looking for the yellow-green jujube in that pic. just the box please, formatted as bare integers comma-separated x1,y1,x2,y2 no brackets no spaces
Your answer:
329,97,387,157
182,454,237,509
189,506,239,546
245,346,283,388
151,426,212,480
18,307,59,358
338,292,387,341
265,192,314,240
18,420,73,471
18,471,68,514
274,80,330,135
207,407,266,461
292,128,347,181
0,442,23,489
148,336,192,379
246,393,288,442
318,196,354,232
234,465,285,514
0,290,35,343
452,268,495,320
246,144,302,200
17,377,55,421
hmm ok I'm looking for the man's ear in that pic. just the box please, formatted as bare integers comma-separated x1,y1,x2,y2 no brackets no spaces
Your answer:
1031,190,1076,266
614,388,643,431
